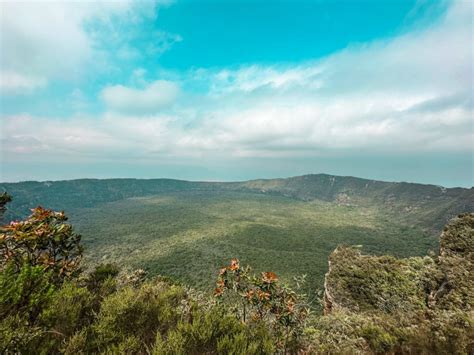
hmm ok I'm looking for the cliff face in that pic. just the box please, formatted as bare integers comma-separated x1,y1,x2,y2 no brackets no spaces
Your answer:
435,213,474,310
318,213,474,353
323,213,473,315
323,245,441,316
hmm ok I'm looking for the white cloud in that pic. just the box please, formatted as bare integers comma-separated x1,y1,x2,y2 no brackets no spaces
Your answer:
101,80,180,114
1,0,472,167
0,71,46,94
210,65,323,94
1,1,94,84
145,31,183,56
0,0,170,93
1,113,172,159
176,0,472,155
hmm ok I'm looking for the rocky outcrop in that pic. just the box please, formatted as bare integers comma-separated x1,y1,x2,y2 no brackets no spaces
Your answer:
435,213,474,310
323,213,474,315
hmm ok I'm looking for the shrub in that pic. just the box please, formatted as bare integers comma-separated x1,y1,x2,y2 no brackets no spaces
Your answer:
153,306,275,355
41,282,96,331
92,281,186,351
306,310,412,354
85,263,121,300
0,198,472,354
214,258,309,352
0,206,83,283
324,246,438,314
0,262,54,321
426,308,474,354
61,328,90,355
0,314,43,354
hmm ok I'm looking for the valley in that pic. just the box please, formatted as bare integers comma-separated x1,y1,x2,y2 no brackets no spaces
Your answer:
3,174,470,294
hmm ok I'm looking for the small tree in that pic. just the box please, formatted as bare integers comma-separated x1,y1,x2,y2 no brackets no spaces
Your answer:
0,192,11,208
0,192,12,224
0,206,83,283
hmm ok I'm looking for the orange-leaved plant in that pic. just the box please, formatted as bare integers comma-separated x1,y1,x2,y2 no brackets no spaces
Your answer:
215,258,309,352
0,206,83,283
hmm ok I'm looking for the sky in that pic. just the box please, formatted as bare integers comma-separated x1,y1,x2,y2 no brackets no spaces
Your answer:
0,0,472,187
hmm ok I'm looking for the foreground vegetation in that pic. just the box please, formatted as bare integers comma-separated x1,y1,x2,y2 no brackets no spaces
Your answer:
0,194,472,354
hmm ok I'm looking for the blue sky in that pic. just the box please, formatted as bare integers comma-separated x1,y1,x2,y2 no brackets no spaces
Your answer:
0,0,472,186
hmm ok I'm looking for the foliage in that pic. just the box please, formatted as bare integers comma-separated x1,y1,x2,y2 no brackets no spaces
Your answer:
92,281,186,349
0,262,55,321
0,314,43,354
324,246,443,314
153,306,275,355
319,213,474,354
305,311,401,354
0,206,83,283
436,212,474,310
0,191,12,207
2,175,471,232
214,258,309,351
86,262,120,292
0,192,12,224
65,191,438,304
34,282,96,352
3,174,468,300
0,197,472,354
0,262,55,353
69,279,277,354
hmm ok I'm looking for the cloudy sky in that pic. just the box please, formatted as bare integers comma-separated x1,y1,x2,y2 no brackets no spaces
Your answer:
0,0,472,186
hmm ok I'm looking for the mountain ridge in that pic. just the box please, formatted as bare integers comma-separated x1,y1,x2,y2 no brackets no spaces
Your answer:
2,173,472,233
2,173,473,189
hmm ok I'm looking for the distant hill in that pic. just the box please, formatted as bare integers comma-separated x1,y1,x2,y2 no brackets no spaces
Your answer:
230,174,474,233
2,174,472,233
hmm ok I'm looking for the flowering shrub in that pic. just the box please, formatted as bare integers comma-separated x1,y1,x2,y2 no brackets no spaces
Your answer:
0,206,83,282
214,258,309,351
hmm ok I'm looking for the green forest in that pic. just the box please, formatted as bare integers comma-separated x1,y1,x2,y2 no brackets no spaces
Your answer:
0,185,473,353
2,175,472,299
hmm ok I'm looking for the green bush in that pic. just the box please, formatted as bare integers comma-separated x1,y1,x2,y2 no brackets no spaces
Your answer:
0,314,43,354
0,262,54,321
153,306,275,355
86,263,120,292
92,281,186,351
214,258,309,352
41,282,95,333
61,328,91,354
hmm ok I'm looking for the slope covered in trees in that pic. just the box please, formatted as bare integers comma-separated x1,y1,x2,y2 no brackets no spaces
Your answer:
2,174,472,232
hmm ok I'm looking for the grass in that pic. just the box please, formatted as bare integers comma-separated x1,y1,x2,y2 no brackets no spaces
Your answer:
69,190,438,297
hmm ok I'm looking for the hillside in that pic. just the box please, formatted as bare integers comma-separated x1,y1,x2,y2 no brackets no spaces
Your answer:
2,174,472,230
1,174,472,295
231,174,474,232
